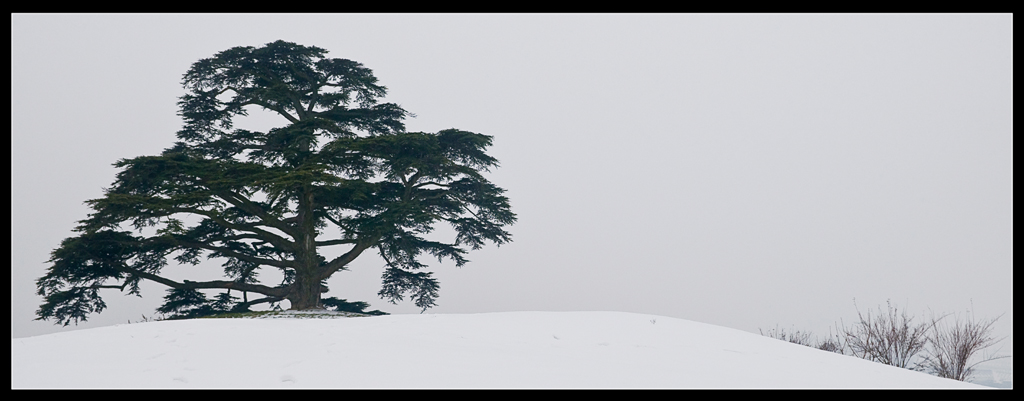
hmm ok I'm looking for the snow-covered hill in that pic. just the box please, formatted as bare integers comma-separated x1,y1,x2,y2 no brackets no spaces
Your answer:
11,311,989,388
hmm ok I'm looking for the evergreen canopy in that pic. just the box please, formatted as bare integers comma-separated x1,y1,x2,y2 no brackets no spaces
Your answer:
36,40,515,325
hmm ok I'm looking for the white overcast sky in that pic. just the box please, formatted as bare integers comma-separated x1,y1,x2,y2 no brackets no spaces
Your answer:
11,14,1012,369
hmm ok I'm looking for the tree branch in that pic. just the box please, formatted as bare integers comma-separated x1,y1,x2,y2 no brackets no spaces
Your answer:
218,233,265,242
413,181,451,189
237,295,286,308
170,206,296,252
174,239,295,269
215,190,300,238
322,212,347,230
315,238,358,247
239,98,300,124
319,237,378,280
103,264,288,298
91,284,129,290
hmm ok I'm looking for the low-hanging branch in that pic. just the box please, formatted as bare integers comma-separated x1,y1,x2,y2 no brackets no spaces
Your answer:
104,262,288,298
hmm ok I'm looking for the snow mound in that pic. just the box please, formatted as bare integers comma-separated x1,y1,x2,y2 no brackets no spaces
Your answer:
11,311,989,388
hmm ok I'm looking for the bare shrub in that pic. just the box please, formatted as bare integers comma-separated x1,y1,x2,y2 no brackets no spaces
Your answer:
759,325,814,346
128,313,167,324
815,324,847,354
919,307,1009,382
841,299,929,370
816,337,845,353
759,323,850,354
761,300,1010,383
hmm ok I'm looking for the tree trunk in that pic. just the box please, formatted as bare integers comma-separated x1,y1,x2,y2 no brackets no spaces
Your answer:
287,273,324,310
288,188,323,311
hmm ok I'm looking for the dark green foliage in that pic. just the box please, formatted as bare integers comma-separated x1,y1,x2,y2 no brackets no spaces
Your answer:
156,288,216,320
156,289,246,320
36,40,514,326
35,287,107,327
321,297,388,315
378,268,441,312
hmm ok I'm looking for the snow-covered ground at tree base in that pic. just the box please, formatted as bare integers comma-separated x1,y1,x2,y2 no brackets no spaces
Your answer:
11,311,992,389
